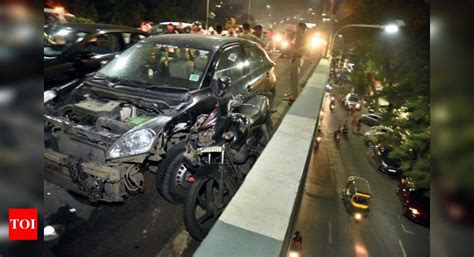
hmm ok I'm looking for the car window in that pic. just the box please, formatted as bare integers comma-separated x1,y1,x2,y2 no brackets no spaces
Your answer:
44,27,89,57
213,46,247,83
123,33,146,48
84,33,124,55
353,195,369,205
243,45,268,70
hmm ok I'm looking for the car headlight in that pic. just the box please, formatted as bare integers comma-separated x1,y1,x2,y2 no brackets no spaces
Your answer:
356,103,361,109
409,207,420,215
44,90,57,104
288,251,300,257
107,128,156,159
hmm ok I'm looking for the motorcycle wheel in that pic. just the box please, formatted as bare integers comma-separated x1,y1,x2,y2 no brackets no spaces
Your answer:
156,142,189,204
183,174,238,241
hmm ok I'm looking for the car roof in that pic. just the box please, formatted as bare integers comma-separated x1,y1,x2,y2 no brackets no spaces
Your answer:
348,176,372,196
142,34,247,51
45,23,145,34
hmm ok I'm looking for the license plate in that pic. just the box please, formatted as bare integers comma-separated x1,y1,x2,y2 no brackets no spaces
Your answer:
198,146,223,153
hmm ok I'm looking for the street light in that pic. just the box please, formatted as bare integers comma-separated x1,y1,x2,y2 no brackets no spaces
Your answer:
384,24,399,33
327,22,403,57
266,4,271,9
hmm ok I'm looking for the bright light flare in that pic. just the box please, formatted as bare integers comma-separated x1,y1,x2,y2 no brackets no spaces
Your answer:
310,35,327,48
273,34,283,43
54,6,65,13
384,24,399,33
280,40,289,49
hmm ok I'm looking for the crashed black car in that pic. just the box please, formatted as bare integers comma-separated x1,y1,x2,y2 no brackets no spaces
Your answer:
44,23,148,90
44,34,277,202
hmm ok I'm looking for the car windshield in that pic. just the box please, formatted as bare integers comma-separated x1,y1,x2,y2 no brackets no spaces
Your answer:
353,195,369,206
349,95,359,102
44,27,89,57
95,42,211,91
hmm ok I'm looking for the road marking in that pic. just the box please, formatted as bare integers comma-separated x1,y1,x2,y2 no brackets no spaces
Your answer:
401,224,414,234
328,221,332,244
398,239,407,257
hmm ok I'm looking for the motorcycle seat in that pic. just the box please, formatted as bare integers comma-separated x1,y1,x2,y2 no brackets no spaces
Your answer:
234,95,269,127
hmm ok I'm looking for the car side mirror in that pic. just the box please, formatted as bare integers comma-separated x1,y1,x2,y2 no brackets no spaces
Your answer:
212,76,231,97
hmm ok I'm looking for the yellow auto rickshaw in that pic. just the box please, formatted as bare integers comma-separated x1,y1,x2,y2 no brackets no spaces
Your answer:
341,176,372,221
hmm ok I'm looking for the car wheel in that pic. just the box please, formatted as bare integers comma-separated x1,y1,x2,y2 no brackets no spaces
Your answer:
156,142,189,204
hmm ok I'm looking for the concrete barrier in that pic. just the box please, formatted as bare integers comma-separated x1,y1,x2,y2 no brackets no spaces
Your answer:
194,58,330,257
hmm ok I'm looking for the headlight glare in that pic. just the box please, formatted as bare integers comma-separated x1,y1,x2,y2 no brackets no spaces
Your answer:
108,128,156,159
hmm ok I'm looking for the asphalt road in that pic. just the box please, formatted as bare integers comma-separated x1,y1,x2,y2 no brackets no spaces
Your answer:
44,52,318,257
294,96,430,257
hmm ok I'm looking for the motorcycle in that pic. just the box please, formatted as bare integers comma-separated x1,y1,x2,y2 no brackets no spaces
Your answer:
181,92,273,241
314,128,322,150
341,125,349,138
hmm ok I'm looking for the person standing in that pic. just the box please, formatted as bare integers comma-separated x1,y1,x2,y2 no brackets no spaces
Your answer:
164,23,178,34
284,22,307,102
238,23,265,47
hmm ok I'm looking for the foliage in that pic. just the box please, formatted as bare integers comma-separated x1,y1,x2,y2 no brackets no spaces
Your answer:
340,0,430,190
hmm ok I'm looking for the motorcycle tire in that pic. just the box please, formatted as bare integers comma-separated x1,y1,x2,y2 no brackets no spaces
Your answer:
156,142,188,204
183,174,238,241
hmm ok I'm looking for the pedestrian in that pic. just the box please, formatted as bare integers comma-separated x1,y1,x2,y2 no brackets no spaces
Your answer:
356,118,363,135
283,22,306,102
191,21,204,34
215,24,225,36
238,23,265,47
351,115,357,132
164,23,178,34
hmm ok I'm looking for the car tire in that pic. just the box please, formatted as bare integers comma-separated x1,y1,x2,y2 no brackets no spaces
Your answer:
156,142,188,204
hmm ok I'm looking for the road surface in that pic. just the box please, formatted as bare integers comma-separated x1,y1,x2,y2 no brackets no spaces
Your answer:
294,96,430,257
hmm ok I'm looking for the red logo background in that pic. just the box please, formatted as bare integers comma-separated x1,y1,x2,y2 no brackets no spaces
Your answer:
8,208,38,240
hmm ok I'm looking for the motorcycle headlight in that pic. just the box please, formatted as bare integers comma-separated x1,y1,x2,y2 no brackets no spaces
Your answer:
281,40,289,49
107,128,156,159
356,103,361,109
409,207,420,215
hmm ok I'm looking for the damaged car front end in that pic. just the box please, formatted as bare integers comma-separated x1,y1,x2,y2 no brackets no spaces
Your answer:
44,82,183,202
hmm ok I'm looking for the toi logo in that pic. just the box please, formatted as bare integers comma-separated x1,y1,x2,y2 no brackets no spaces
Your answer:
8,208,38,240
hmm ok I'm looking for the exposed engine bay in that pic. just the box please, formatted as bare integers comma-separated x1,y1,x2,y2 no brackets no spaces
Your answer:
44,84,179,202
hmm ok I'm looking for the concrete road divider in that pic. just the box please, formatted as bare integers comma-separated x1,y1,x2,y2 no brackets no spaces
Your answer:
194,58,330,257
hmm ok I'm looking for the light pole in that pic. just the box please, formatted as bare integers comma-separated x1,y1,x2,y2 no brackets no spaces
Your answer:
206,0,210,30
247,0,252,24
327,23,401,58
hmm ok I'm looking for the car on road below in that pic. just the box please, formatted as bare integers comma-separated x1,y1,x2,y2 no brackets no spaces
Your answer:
371,144,402,175
44,35,277,203
359,113,383,127
397,177,430,226
364,126,394,146
344,93,361,110
44,23,148,90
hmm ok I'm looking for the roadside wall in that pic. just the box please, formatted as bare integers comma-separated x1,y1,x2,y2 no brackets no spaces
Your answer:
194,58,330,257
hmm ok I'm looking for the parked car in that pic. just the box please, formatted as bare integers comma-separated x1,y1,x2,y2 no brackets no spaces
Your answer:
44,35,277,203
44,23,148,90
363,126,394,146
397,177,430,226
359,113,383,127
149,22,193,35
344,93,361,110
371,144,402,175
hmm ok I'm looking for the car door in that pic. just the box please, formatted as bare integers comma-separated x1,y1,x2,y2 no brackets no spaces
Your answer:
242,43,275,95
212,45,250,95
